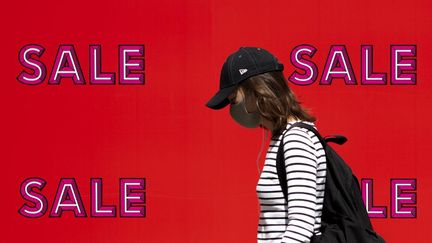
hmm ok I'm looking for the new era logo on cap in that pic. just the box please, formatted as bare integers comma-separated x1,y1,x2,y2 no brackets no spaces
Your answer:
239,68,248,75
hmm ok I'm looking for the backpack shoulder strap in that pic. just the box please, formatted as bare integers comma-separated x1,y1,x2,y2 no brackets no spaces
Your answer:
276,124,294,204
276,121,346,203
276,122,320,203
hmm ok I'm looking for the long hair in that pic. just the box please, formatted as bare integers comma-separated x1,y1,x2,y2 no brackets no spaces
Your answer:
238,70,316,138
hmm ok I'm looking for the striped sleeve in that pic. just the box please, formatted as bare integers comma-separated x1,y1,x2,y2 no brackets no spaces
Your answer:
280,128,318,243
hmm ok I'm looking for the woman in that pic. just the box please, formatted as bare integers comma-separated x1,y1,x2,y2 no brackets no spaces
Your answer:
206,47,327,243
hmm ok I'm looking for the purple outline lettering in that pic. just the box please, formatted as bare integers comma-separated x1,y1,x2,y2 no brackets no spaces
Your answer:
89,45,115,84
119,45,145,85
48,45,86,84
361,179,387,218
17,44,46,85
390,178,416,218
361,45,387,85
49,178,87,217
288,44,318,85
18,177,48,218
120,178,146,217
390,45,416,85
320,45,357,85
90,178,116,217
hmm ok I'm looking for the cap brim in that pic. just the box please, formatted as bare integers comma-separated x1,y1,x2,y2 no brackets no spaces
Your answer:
205,85,238,110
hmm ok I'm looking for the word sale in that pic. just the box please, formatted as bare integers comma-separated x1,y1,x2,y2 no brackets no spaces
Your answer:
17,44,145,85
19,178,146,218
287,44,416,85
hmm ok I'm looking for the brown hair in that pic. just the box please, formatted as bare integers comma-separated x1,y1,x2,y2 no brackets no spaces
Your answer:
237,71,316,138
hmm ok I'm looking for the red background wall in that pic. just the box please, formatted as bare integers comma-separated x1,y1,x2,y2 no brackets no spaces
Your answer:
1,0,431,242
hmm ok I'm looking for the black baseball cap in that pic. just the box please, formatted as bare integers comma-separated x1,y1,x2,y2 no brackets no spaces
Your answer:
206,47,284,110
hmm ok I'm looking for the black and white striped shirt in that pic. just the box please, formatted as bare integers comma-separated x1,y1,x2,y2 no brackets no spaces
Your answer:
256,120,327,243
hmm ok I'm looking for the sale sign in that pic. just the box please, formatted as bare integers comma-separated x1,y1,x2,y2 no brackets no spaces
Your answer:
1,0,431,242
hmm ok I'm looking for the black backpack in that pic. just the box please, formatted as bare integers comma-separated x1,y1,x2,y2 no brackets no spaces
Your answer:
276,122,386,243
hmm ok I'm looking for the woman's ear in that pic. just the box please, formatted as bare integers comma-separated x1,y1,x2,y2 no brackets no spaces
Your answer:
245,95,259,113
236,87,244,100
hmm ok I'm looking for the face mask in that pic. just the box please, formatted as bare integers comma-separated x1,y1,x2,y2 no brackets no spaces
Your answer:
229,99,262,128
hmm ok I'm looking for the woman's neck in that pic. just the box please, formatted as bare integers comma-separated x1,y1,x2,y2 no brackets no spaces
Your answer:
261,116,299,132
